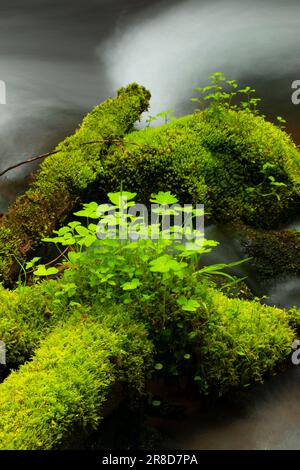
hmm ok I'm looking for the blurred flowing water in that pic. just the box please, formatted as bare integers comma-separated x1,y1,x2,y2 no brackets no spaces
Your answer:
0,0,176,210
1,0,300,450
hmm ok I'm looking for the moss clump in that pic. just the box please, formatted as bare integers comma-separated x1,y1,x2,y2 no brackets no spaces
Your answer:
235,223,300,280
0,306,153,450
0,83,151,284
98,115,214,208
0,281,72,368
0,268,297,448
193,286,295,395
97,107,300,228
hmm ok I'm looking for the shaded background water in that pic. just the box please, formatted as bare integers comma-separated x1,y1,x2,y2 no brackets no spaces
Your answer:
1,0,300,450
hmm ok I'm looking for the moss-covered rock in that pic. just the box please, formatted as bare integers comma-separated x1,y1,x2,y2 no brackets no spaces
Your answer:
0,83,150,284
0,307,153,450
1,86,300,449
0,263,298,448
0,281,74,369
193,285,295,395
234,223,300,280
97,107,300,228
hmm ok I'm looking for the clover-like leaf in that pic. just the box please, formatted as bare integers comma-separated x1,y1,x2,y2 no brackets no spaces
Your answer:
25,256,41,270
150,191,178,205
33,265,59,277
121,278,141,290
177,296,200,312
108,191,136,206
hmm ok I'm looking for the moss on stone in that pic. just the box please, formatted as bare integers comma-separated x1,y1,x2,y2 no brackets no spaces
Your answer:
0,281,72,369
97,107,300,228
234,223,300,280
0,307,153,450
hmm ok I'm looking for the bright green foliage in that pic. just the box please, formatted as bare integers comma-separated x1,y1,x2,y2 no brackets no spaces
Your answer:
25,192,298,390
31,192,245,323
191,72,261,114
145,109,176,126
33,265,59,277
0,83,151,284
0,306,153,450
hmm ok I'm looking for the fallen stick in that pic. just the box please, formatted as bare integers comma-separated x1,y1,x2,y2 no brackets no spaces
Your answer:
0,150,61,178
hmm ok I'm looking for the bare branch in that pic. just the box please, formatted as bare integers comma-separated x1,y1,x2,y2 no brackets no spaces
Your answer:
0,150,60,178
0,139,152,179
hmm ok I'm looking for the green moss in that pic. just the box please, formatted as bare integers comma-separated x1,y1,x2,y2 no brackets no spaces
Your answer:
0,83,151,284
287,307,300,331
0,306,153,450
235,223,300,279
0,266,298,448
99,116,214,208
97,108,300,227
1,91,300,446
192,286,295,395
50,245,296,395
0,282,70,368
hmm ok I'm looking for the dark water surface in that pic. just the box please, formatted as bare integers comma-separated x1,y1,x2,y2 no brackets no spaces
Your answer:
1,0,300,450
149,366,300,450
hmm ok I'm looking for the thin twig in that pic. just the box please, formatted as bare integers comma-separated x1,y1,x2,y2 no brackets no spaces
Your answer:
0,150,60,178
0,139,153,179
44,246,70,267
26,246,70,275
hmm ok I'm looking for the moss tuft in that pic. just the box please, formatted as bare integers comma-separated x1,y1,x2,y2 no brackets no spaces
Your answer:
97,108,300,228
0,306,153,450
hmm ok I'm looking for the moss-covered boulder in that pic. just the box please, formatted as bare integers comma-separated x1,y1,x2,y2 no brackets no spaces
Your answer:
0,307,153,450
1,270,298,401
0,249,299,448
0,83,150,284
97,107,300,229
194,285,295,395
235,223,300,280
0,281,76,369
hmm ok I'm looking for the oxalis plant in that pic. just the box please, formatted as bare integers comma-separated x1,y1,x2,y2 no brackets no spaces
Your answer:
25,191,248,376
246,162,287,201
192,72,287,128
26,190,246,309
191,72,262,115
145,109,176,127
